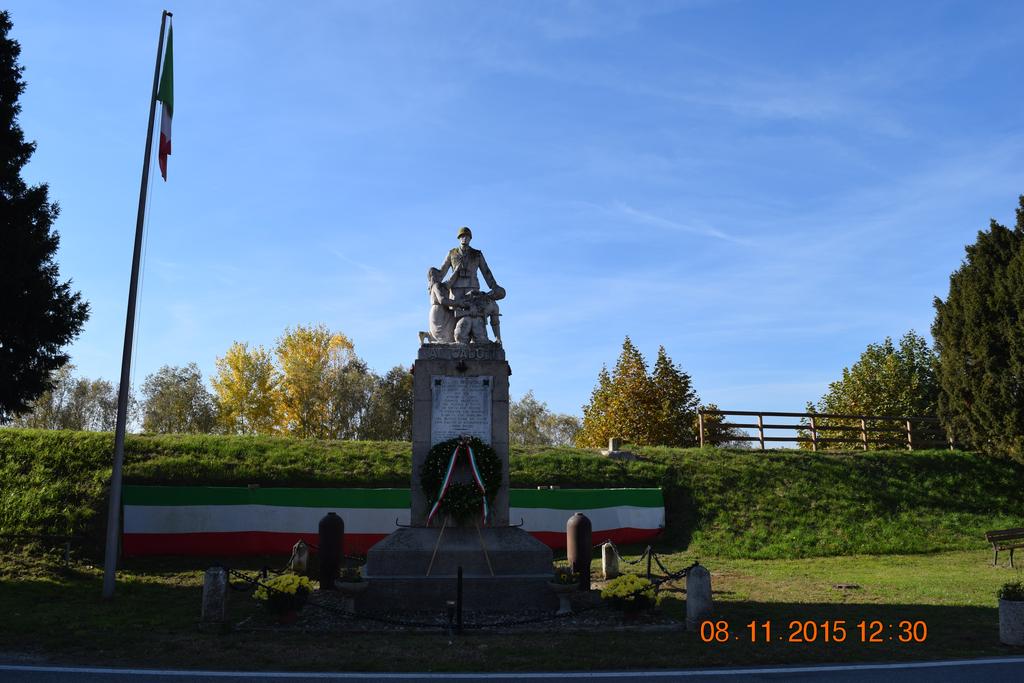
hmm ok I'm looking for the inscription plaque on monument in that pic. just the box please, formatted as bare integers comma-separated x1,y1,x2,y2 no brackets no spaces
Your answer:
431,375,492,445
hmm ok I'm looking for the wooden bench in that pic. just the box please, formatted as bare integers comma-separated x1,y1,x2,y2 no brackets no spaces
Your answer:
985,528,1024,568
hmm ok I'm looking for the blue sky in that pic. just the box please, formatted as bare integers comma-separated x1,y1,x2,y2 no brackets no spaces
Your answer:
8,0,1024,418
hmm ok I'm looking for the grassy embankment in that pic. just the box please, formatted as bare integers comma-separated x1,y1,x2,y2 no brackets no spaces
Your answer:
3,427,1024,560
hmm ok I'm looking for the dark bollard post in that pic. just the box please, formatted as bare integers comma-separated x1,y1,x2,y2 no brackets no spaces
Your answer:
646,545,652,581
318,512,344,590
456,566,463,634
566,512,592,591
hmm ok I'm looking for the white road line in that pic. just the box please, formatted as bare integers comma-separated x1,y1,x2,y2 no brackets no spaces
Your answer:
1,656,1024,678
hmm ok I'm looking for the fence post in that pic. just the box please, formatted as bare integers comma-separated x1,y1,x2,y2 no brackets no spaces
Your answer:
698,411,705,448
860,418,868,451
810,416,817,452
948,430,954,451
906,419,913,451
757,414,765,451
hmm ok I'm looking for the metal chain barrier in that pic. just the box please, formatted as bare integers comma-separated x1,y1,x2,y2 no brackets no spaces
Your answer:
222,565,441,629
651,550,676,576
282,538,365,564
553,538,643,565
652,561,697,588
604,540,651,566
219,558,697,632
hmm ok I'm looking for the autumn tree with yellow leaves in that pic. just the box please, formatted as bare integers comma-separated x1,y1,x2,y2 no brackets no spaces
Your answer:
577,337,722,448
274,324,356,438
208,324,411,440
577,337,659,447
211,342,279,435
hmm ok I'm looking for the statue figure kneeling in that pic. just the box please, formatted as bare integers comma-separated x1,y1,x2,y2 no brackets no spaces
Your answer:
420,267,465,344
454,289,502,345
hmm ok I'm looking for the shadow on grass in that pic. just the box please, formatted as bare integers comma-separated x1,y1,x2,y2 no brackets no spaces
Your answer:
0,563,220,654
1,557,1012,672
654,465,699,553
672,599,1005,665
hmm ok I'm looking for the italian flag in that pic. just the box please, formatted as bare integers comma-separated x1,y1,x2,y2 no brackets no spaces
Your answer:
122,486,665,556
156,24,173,180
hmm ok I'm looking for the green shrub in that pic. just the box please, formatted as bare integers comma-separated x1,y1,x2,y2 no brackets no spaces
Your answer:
600,574,658,611
253,573,312,615
998,581,1024,601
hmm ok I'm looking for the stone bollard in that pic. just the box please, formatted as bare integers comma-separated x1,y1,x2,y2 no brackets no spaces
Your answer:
566,513,592,591
685,563,712,631
289,539,309,574
602,542,619,580
201,566,227,624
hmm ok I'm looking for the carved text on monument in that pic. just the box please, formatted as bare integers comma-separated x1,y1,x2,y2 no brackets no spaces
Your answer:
420,345,502,361
431,375,492,445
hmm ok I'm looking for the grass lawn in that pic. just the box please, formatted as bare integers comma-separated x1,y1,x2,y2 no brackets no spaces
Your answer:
2,545,1021,672
4,429,1024,669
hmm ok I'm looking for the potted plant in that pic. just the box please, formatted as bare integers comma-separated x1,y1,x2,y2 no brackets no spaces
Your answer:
600,573,659,617
253,573,313,624
335,566,368,612
548,564,579,615
998,581,1024,646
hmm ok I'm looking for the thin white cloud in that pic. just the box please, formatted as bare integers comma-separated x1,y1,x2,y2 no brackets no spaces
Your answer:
326,246,391,285
609,201,752,245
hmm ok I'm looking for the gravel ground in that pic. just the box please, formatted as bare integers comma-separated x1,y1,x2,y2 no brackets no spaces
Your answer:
237,588,684,634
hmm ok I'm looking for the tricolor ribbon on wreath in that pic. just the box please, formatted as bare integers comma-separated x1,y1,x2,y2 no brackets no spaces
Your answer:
425,437,490,526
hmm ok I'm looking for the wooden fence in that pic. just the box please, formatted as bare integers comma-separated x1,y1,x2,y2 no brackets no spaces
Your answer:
698,409,953,451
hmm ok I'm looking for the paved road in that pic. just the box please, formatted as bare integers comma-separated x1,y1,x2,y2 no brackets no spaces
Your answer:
2,658,1024,683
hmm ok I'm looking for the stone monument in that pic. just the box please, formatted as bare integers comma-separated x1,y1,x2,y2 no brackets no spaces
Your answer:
363,227,554,612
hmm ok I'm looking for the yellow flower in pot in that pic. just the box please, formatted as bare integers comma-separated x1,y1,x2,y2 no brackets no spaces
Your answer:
254,573,313,623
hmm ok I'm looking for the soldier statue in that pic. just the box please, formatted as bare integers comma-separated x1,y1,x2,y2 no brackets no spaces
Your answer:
421,226,505,345
438,226,499,306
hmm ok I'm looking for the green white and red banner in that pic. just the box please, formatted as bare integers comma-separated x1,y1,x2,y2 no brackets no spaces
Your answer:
122,486,664,556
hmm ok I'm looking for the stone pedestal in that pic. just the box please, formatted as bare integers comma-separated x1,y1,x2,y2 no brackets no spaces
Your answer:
363,342,554,613
361,526,554,611
411,343,510,526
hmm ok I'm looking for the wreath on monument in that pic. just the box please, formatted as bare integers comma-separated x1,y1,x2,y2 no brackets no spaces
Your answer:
421,436,502,524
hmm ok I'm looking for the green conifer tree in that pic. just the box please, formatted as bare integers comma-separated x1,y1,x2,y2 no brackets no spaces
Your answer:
0,11,88,422
579,337,672,447
577,365,614,447
606,337,657,444
932,197,1024,460
650,346,700,446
